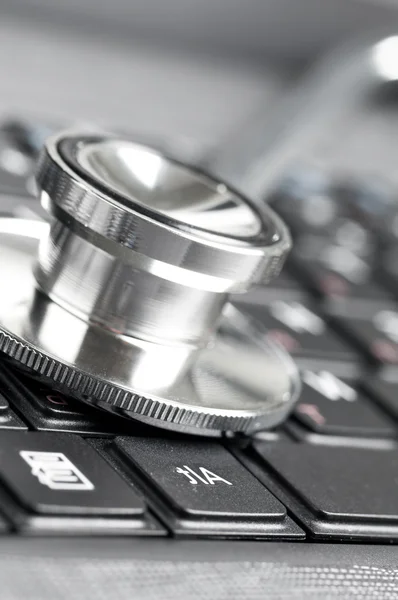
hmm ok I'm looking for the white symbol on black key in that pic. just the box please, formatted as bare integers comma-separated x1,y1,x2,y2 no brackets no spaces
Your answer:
320,244,369,284
373,310,398,344
19,450,95,491
302,370,357,401
269,301,325,335
175,465,233,486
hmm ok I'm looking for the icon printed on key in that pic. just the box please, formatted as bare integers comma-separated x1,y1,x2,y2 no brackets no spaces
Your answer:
19,451,95,491
269,301,325,335
302,371,357,402
175,465,233,485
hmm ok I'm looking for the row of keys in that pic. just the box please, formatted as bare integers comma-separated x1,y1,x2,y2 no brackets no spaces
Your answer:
0,430,303,539
289,235,393,314
112,437,302,539
235,276,398,375
0,431,161,536
234,287,398,438
234,296,360,377
270,183,398,362
1,351,398,541
249,440,398,542
1,426,398,543
291,371,395,439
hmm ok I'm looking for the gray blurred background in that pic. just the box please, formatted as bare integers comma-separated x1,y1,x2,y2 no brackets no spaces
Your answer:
1,0,398,158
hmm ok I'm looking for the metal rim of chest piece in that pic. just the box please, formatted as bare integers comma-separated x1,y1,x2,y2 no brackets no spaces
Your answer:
0,129,300,435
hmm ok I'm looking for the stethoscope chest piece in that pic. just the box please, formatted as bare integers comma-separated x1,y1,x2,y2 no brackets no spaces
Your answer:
0,130,299,435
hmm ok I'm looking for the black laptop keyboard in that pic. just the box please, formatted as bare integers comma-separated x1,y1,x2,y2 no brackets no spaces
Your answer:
2,120,398,542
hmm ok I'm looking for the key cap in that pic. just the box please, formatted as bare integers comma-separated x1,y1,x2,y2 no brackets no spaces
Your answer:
238,300,360,376
291,235,392,312
0,384,28,430
293,370,395,438
115,437,304,539
365,377,398,423
379,246,398,298
18,375,84,417
0,392,10,412
331,306,398,375
271,176,343,236
254,440,398,540
1,367,132,436
0,431,162,535
335,178,398,242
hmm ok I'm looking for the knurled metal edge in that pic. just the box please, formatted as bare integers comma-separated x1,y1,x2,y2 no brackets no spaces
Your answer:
0,328,283,433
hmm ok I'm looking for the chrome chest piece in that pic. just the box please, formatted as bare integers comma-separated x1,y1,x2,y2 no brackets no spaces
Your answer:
0,130,299,435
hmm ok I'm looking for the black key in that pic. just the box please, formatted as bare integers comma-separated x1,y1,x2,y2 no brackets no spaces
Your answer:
0,431,162,535
379,246,398,298
271,178,343,236
365,377,398,423
238,300,359,376
293,369,395,438
291,235,391,312
1,367,132,436
115,437,304,539
18,376,84,417
334,178,398,242
332,306,398,375
0,393,10,412
254,440,398,541
0,386,27,430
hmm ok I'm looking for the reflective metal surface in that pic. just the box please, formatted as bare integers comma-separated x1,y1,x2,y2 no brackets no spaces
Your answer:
77,139,263,240
0,218,299,434
33,131,291,346
0,130,297,434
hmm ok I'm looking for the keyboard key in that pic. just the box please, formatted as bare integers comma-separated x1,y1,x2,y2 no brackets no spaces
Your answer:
238,300,360,376
293,370,395,438
331,306,398,374
0,367,132,436
274,180,382,254
254,440,398,541
334,178,398,243
271,179,344,236
115,437,304,539
379,246,398,298
0,431,163,535
365,377,398,423
0,384,27,430
0,393,10,412
291,236,391,312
